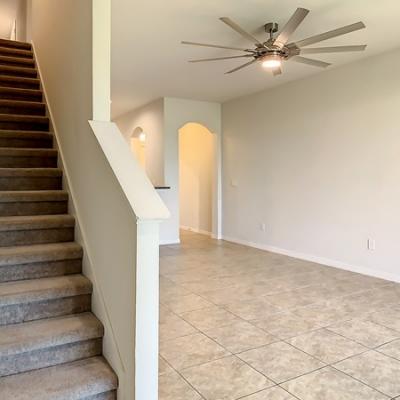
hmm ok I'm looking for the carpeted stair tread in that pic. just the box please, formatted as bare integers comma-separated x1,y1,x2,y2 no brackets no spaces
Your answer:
0,55,35,67
0,37,117,396
0,65,37,78
0,99,46,115
0,129,52,140
0,274,92,306
0,39,32,51
0,312,102,357
0,167,62,177
0,76,40,89
0,147,56,157
0,214,74,231
0,242,82,266
0,190,67,203
0,47,33,59
0,114,48,123
0,87,42,99
0,356,117,400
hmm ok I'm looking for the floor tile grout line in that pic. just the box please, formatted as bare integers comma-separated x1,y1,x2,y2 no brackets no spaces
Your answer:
159,349,207,399
162,275,395,332
168,310,397,397
167,309,284,397
282,330,372,365
234,384,303,400
329,363,393,398
187,319,330,397
325,324,400,351
160,232,400,399
162,267,391,306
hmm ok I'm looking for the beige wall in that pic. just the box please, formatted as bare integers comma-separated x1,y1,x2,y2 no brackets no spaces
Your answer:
0,0,26,40
222,49,400,282
29,1,138,398
179,123,213,234
115,99,165,187
16,0,27,41
115,97,222,244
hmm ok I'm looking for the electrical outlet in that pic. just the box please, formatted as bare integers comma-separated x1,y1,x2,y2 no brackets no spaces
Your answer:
260,223,266,232
367,239,376,250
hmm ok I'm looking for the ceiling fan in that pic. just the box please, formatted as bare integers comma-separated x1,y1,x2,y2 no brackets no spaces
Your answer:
182,8,367,75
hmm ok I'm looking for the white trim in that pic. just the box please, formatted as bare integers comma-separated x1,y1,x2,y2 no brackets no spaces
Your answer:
180,225,212,237
222,235,400,284
135,221,160,400
159,239,181,246
90,121,170,221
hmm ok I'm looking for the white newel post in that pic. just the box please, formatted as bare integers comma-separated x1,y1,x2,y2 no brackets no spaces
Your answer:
135,220,161,400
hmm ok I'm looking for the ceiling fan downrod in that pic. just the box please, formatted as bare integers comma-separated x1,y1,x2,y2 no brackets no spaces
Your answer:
264,22,279,40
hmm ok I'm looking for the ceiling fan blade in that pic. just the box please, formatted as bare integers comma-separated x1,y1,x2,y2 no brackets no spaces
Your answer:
220,17,263,46
272,67,282,76
225,59,258,74
300,45,367,54
274,8,309,48
290,56,331,68
181,41,253,52
189,55,253,63
293,21,366,48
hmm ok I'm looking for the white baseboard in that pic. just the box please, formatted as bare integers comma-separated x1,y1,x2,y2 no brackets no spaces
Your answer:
222,235,400,284
159,239,181,246
180,225,212,237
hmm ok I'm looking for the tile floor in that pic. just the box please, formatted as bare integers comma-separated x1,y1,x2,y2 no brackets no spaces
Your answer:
159,231,400,400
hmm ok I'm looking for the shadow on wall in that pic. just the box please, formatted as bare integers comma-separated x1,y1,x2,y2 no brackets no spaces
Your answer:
179,122,214,236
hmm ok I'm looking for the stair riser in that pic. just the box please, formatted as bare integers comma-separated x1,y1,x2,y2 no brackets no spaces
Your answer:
0,259,82,282
0,40,31,51
0,227,74,247
0,79,40,90
0,105,46,116
0,49,33,59
0,177,62,191
0,137,52,148
0,156,57,168
0,59,35,68
0,67,37,78
0,121,48,131
0,338,102,377
0,92,42,102
0,200,67,216
0,294,91,325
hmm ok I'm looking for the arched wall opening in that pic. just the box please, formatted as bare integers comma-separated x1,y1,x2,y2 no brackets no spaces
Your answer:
130,126,146,169
178,122,216,237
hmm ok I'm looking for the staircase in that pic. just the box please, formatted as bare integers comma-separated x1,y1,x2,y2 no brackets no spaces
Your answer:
0,38,118,399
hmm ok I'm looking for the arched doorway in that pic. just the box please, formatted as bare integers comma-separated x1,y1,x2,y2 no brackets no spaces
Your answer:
179,122,217,238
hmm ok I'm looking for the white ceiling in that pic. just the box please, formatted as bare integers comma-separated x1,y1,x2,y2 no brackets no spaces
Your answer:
111,0,400,118
0,0,18,39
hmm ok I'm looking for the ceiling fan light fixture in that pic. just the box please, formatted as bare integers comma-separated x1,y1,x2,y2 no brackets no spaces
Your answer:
261,55,282,69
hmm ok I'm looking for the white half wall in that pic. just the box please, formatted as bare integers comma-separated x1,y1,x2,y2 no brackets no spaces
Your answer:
222,49,400,282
